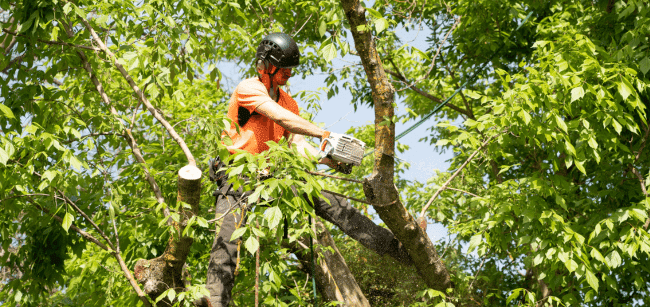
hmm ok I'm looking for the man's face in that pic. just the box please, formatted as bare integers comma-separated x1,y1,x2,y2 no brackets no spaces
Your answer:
272,67,292,86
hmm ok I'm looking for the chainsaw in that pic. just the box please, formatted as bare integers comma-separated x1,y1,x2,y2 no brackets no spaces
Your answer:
319,132,366,174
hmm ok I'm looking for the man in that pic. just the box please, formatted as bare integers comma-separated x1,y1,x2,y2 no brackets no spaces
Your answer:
206,33,411,306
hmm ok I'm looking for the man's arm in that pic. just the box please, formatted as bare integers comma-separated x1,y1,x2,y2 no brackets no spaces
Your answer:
254,100,326,139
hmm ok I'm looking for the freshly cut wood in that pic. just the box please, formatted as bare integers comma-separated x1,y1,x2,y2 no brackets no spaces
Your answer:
134,165,202,305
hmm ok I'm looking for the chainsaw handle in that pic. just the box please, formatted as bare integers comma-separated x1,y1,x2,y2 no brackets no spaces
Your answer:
320,131,331,151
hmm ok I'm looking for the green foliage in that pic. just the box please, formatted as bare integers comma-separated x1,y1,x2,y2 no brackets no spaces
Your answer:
3,0,650,306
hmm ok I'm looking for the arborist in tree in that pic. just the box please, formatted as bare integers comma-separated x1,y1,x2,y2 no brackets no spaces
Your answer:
206,33,412,306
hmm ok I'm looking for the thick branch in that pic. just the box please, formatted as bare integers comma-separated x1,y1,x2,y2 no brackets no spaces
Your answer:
341,0,453,292
419,133,498,220
79,17,196,166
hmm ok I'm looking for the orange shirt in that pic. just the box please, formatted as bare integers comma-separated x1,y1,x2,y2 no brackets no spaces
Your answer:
223,78,299,155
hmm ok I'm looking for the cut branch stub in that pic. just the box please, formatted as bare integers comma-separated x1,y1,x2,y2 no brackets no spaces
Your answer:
134,165,202,305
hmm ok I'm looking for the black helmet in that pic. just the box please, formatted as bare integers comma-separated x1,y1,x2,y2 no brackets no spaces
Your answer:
256,33,300,68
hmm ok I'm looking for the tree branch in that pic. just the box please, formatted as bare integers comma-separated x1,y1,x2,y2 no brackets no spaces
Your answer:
2,28,101,51
79,16,196,166
24,196,110,251
1,52,25,74
419,133,499,220
62,21,167,209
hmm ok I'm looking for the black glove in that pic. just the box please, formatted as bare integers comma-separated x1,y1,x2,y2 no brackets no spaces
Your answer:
333,162,353,175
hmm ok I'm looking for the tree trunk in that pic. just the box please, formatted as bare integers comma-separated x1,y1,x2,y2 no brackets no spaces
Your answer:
134,165,202,305
289,220,370,306
340,0,453,292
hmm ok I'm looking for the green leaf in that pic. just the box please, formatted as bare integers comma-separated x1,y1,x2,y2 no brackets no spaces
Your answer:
467,234,482,253
244,236,259,255
612,119,622,134
618,80,633,101
571,87,584,102
69,155,83,170
365,7,382,19
320,43,337,62
264,206,283,229
556,195,567,211
436,139,449,146
533,253,543,266
519,109,531,125
586,270,599,291
640,57,650,76
63,3,72,15
555,115,567,133
565,140,576,156
0,103,15,119
412,46,430,61
506,289,521,305
588,137,598,149
591,248,606,264
565,258,578,272
374,18,388,34
74,4,86,18
167,288,176,302
526,291,536,303
62,212,74,233
606,250,622,268
14,290,22,302
575,160,586,175
0,147,8,166
196,217,208,228
318,20,327,37
230,227,246,241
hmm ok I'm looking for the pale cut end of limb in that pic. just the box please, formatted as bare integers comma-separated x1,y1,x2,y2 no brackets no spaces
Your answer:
179,164,202,181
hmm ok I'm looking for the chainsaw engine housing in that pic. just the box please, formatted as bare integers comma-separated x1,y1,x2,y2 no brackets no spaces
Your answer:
322,134,366,166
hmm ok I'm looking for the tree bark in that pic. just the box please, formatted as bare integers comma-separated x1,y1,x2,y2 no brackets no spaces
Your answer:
290,220,370,306
134,165,202,305
340,0,453,292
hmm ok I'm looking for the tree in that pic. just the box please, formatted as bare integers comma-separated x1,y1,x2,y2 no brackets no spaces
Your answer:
2,0,650,306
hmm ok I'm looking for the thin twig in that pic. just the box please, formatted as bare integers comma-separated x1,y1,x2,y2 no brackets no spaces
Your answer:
293,14,313,36
446,187,483,198
468,255,487,290
419,133,499,219
384,65,472,118
397,16,461,91
305,170,364,184
322,188,370,205
25,196,110,251
2,28,101,51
